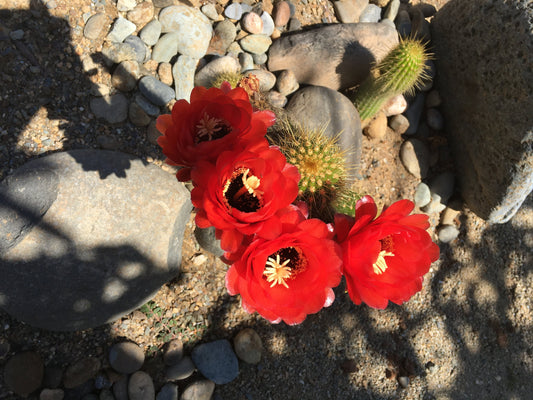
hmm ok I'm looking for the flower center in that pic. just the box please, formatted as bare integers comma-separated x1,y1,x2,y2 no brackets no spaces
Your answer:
223,167,263,213
263,247,307,288
372,236,395,275
195,113,231,143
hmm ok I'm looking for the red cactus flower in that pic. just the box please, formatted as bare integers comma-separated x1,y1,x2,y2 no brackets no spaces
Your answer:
156,82,276,181
335,196,440,309
226,206,343,325
191,143,300,253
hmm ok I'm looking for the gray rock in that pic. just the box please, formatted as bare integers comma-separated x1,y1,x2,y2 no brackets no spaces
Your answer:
265,90,287,108
260,11,275,36
395,10,411,37
429,172,455,204
268,23,398,91
9,29,24,40
194,55,241,88
398,376,410,388
159,5,213,59
99,389,115,400
288,17,301,31
124,35,147,63
0,167,59,254
441,202,461,226
113,375,129,400
400,138,430,179
383,0,399,21
165,356,195,380
128,371,155,400
224,3,243,20
194,226,224,257
3,352,44,397
421,192,446,214
163,339,184,366
63,358,101,389
245,69,276,91
107,17,137,43
404,93,425,135
156,383,178,400
173,55,197,101
83,13,109,40
201,3,219,20
109,342,145,374
209,19,237,56
40,388,64,400
0,150,192,331
102,42,138,65
333,0,368,23
129,102,152,127
191,340,239,384
425,90,442,108
117,0,136,11
389,114,410,134
152,32,180,63
180,380,215,400
433,0,533,223
359,3,381,23
285,85,363,181
252,52,268,65
414,182,431,208
112,60,141,92
140,20,162,46
438,225,460,243
240,34,272,55
239,52,254,71
139,76,175,106
135,94,161,117
276,69,299,96
233,328,262,364
242,11,264,34
90,94,129,123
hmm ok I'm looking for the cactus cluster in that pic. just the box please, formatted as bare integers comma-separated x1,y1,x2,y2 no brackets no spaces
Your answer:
209,71,243,89
352,37,431,124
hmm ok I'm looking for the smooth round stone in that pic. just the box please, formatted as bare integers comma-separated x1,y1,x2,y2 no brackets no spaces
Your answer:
180,380,215,400
40,388,65,400
158,62,173,86
102,42,137,65
173,55,197,101
333,0,366,23
425,90,442,108
421,192,447,214
135,94,160,116
64,358,101,389
165,356,196,380
201,3,219,20
159,5,212,59
438,225,460,243
90,93,129,123
240,34,272,55
365,111,387,140
414,182,431,208
265,90,287,108
395,9,411,37
156,383,178,400
441,204,461,226
242,11,263,34
127,2,154,29
140,20,162,46
139,76,175,106
273,0,290,26
426,108,444,130
384,0,400,21
208,19,237,55
3,352,44,397
276,69,298,96
252,52,268,65
112,60,141,92
191,340,239,384
224,3,243,20
429,172,455,204
239,52,254,71
107,17,137,43
124,35,146,63
109,342,145,374
398,376,410,388
359,3,381,23
129,102,151,127
128,371,155,400
194,226,224,257
194,55,241,88
112,375,129,400
400,138,430,179
233,328,262,364
404,93,426,134
260,11,275,36
383,94,407,116
389,114,410,134
152,32,180,63
163,339,184,366
245,69,276,91
83,13,109,40
288,17,301,31
117,0,136,11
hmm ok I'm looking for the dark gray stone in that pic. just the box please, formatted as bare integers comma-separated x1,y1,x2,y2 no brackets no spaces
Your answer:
123,35,146,63
194,226,224,257
109,342,145,374
285,85,363,180
0,150,192,331
156,383,178,400
3,352,44,397
90,94,129,123
191,339,239,384
433,0,533,223
268,23,398,90
139,76,175,106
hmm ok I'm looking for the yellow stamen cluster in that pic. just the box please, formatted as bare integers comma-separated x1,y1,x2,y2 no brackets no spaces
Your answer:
372,250,394,275
241,169,263,197
263,254,292,288
196,114,223,141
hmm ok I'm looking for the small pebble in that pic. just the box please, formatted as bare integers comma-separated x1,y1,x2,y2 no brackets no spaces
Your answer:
128,371,155,400
265,90,287,108
359,4,381,23
158,62,173,86
201,3,219,20
3,352,44,397
164,339,184,366
404,93,425,134
180,380,215,400
389,114,410,134
165,356,196,380
414,182,431,208
191,340,239,384
106,17,137,43
273,1,291,26
63,357,101,389
365,111,387,140
261,12,275,36
276,69,299,96
139,20,162,46
400,138,430,179
156,383,178,400
233,328,263,364
239,52,255,71
242,12,264,34
9,29,24,40
438,225,460,243
426,108,444,130
39,388,64,400
139,76,175,106
245,69,276,91
240,34,272,55
225,3,243,20
383,94,407,116
425,90,442,108
398,376,409,388
109,342,145,374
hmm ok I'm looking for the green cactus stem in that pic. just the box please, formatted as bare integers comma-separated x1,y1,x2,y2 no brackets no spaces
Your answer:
353,37,431,124
209,71,243,89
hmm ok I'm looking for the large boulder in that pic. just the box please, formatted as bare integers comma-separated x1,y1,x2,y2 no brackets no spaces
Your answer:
267,22,399,90
432,0,533,223
0,150,192,331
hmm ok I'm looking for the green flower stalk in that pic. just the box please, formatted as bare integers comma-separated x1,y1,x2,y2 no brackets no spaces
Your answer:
353,37,431,125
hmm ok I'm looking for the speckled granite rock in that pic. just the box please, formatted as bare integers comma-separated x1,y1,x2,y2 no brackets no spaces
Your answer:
432,0,533,223
0,150,192,331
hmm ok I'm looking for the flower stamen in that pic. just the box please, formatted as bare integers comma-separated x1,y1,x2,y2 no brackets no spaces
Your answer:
264,254,292,288
232,168,263,201
373,250,394,275
195,114,230,143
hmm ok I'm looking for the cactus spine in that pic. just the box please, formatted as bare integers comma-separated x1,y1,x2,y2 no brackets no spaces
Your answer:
353,37,431,124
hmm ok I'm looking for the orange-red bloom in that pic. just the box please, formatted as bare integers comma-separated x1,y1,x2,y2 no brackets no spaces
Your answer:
335,196,440,309
156,83,275,181
191,142,300,253
226,206,343,325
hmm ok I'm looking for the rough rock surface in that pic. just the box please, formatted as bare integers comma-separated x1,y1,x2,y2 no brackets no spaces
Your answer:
432,0,533,223
0,150,192,331
267,22,399,90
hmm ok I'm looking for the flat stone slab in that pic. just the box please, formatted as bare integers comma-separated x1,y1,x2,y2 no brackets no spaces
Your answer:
0,150,192,331
433,0,533,223
267,22,398,90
